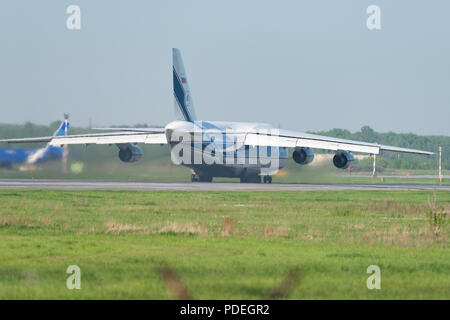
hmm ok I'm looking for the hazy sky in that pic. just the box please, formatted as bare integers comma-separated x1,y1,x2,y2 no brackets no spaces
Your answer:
0,1,449,135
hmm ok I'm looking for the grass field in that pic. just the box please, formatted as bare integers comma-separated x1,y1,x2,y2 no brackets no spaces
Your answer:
0,189,449,299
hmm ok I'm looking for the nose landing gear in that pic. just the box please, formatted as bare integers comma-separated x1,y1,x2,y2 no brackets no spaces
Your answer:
191,173,213,182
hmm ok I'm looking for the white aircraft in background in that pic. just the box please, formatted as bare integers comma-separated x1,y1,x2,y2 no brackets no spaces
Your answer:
1,49,435,183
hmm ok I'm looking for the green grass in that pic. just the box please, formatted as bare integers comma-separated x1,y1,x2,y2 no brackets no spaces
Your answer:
0,190,448,299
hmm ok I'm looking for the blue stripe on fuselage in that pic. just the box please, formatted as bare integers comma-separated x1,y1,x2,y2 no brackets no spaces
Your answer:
199,121,222,130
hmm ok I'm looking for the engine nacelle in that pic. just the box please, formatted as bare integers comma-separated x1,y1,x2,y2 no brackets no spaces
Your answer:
118,145,143,163
292,147,314,165
333,151,354,169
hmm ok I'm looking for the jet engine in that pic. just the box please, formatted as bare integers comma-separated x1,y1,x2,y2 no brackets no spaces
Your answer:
118,145,143,163
332,151,354,169
292,147,314,165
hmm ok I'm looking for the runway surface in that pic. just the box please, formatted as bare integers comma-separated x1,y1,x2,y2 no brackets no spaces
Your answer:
0,179,449,191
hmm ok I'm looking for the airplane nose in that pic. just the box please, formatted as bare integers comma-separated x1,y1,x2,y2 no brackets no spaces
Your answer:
164,121,195,144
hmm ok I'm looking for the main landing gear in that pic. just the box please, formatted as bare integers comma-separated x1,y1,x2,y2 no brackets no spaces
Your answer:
191,173,212,182
240,174,262,183
263,175,272,184
190,172,272,184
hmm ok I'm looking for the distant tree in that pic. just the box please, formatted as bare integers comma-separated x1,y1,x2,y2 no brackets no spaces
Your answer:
359,126,377,143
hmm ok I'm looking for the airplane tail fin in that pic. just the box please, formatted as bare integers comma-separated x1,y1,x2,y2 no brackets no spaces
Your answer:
52,114,70,137
173,48,197,122
26,114,70,165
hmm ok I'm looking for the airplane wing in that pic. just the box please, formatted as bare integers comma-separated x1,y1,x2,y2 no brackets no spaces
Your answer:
0,130,167,146
243,129,436,156
0,127,435,156
92,127,164,133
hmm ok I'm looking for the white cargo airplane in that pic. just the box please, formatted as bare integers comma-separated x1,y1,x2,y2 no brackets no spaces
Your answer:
1,49,435,183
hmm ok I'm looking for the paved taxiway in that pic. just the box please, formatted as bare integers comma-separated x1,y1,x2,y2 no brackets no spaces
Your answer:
0,179,448,191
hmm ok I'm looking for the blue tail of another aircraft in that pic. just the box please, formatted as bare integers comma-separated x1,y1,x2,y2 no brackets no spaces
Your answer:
52,113,70,137
38,114,70,162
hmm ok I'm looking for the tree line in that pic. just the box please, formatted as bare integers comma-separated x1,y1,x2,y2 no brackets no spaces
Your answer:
314,126,448,170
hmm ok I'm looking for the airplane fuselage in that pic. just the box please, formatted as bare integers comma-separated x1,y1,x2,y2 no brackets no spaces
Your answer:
0,145,63,168
164,120,288,181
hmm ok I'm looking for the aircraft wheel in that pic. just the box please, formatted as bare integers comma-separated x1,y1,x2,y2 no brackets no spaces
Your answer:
198,175,212,182
263,176,272,183
241,174,261,183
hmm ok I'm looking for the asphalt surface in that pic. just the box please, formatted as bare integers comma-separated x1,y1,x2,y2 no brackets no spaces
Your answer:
0,179,449,191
